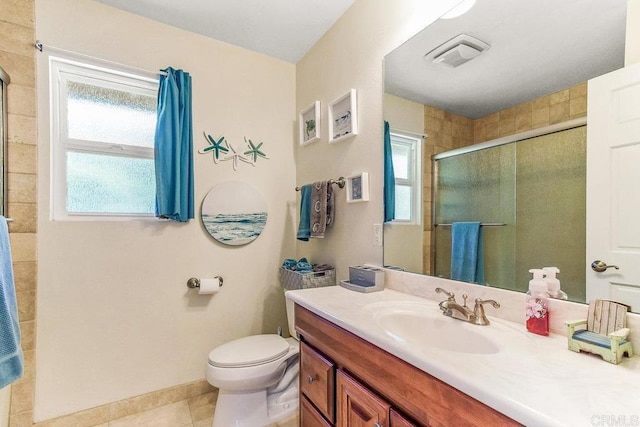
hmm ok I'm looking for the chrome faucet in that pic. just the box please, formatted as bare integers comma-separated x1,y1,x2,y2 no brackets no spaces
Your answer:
435,287,500,326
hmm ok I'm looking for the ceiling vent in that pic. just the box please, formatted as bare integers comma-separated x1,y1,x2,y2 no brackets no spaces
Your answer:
425,34,490,68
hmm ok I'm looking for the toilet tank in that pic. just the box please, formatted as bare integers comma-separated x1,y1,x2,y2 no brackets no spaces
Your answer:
284,293,298,340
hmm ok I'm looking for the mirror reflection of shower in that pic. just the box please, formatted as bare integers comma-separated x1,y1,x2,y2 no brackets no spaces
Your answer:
433,123,586,301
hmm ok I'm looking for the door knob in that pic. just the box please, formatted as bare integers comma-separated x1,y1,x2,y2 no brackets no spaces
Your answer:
591,260,620,273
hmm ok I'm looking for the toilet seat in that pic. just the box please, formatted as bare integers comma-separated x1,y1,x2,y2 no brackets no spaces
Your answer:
209,334,290,368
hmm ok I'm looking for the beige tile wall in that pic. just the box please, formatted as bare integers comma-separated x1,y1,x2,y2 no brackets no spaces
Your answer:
473,82,587,144
422,83,588,274
1,0,37,425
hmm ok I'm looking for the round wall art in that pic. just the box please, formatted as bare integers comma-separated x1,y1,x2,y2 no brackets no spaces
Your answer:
202,181,268,246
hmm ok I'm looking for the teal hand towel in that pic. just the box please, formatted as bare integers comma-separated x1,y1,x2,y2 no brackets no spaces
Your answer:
297,185,312,241
0,216,23,388
451,222,485,285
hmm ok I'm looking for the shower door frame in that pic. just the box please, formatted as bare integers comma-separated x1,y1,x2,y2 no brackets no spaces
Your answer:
0,66,11,217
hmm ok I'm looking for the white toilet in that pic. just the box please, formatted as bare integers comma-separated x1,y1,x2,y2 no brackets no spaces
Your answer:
206,297,300,427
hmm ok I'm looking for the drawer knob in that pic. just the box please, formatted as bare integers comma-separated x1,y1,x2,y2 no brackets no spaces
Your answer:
374,423,383,427
307,375,315,384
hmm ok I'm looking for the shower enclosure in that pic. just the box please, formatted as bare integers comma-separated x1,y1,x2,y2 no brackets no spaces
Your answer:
433,124,586,301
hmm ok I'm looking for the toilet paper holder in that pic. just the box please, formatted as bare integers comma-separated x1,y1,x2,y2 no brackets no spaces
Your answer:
187,276,223,289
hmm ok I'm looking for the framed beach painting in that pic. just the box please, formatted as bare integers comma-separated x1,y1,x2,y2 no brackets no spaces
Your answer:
328,89,358,143
299,100,320,145
201,181,268,246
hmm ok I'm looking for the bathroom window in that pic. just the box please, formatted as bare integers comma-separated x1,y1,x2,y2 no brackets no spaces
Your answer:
50,57,159,220
391,133,421,223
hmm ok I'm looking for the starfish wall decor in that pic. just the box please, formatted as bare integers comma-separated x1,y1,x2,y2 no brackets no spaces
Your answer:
199,132,270,171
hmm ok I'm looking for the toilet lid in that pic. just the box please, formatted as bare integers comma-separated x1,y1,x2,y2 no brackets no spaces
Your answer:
208,334,290,368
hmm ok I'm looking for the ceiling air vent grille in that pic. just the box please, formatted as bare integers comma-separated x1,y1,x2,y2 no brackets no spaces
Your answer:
425,34,490,68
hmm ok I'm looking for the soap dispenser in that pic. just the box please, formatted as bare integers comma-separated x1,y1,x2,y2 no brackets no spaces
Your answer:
526,269,549,336
543,267,568,300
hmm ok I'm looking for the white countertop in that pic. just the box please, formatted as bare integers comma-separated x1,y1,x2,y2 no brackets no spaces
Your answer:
286,286,640,427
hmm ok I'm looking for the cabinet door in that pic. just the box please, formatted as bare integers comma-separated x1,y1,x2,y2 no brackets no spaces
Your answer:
390,409,418,427
337,370,390,427
301,341,336,422
302,395,333,427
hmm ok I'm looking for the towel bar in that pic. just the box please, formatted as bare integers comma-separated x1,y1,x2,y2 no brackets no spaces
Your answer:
435,223,506,227
295,177,345,191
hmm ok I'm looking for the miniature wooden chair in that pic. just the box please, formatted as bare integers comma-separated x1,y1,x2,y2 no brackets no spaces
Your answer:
565,299,634,364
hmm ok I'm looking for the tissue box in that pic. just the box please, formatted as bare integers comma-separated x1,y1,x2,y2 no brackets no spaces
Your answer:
349,266,384,288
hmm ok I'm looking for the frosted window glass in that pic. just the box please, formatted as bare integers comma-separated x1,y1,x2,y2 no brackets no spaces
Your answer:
395,185,412,221
66,151,155,214
392,143,410,179
66,80,156,148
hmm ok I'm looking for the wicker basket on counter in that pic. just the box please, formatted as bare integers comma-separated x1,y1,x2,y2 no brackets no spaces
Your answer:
279,267,336,290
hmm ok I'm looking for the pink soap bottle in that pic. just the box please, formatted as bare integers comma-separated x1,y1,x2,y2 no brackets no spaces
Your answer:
525,269,549,336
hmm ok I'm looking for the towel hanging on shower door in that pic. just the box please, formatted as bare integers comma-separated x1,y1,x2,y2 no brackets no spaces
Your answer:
450,221,485,285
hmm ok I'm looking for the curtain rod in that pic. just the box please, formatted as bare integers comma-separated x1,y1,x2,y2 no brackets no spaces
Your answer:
34,40,168,78
390,128,428,139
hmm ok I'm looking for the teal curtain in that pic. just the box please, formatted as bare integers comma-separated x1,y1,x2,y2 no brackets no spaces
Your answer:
154,67,194,222
383,121,395,222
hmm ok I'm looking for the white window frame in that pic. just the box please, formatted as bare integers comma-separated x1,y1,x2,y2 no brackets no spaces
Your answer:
390,133,422,224
49,56,159,221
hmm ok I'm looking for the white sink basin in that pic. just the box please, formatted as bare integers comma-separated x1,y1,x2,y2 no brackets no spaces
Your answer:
376,310,500,354
365,300,520,355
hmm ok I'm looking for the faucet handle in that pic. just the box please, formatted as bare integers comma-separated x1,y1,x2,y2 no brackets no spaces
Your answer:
473,298,500,318
436,287,455,301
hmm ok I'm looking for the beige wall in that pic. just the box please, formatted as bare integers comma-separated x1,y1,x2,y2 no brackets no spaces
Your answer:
382,93,424,273
627,0,640,65
34,0,295,421
295,0,460,278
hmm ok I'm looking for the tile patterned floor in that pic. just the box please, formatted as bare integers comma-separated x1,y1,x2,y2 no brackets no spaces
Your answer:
100,391,298,427
104,391,216,427
30,381,299,427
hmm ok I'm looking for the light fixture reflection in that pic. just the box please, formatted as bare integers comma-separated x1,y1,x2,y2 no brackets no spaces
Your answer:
441,0,476,19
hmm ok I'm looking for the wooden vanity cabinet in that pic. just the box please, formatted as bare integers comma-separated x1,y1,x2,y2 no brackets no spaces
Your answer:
295,304,521,427
301,395,333,427
337,370,417,427
300,341,335,423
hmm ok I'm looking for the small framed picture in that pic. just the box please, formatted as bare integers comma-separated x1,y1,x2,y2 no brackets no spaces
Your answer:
328,89,358,143
299,101,320,146
346,172,369,203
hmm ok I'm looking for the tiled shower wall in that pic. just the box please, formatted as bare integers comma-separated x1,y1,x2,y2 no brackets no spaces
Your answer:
422,82,587,275
1,0,38,425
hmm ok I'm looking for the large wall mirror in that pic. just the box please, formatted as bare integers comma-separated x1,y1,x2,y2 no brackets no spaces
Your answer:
383,0,630,308
0,65,9,217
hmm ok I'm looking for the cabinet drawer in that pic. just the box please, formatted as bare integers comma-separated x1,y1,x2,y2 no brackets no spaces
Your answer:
336,370,390,427
390,409,417,427
301,395,333,427
301,341,336,423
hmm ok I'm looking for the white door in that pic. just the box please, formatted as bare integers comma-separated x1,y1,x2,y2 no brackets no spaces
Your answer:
586,61,640,311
